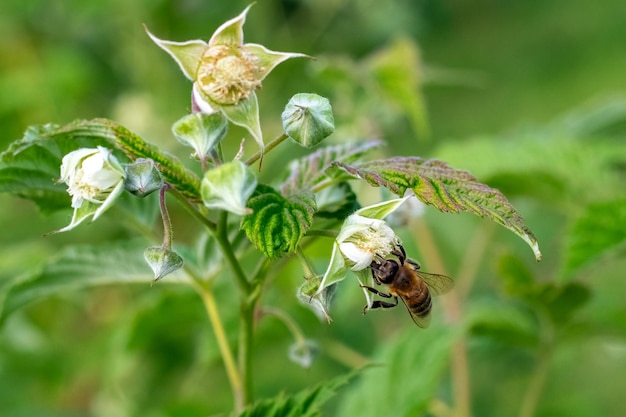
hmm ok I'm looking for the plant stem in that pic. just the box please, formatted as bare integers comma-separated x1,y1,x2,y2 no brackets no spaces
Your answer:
159,185,173,248
216,211,251,295
239,300,256,404
305,229,339,239
519,346,552,417
199,286,245,413
245,133,289,166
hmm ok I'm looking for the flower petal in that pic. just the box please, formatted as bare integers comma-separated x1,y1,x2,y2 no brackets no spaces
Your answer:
208,4,252,47
145,26,207,81
244,43,309,81
220,92,264,154
192,83,217,113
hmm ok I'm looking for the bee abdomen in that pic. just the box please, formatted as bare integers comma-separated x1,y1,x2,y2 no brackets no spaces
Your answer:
408,291,432,318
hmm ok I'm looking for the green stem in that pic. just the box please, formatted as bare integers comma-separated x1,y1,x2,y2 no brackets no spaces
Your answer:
159,185,173,248
296,246,316,278
199,286,245,413
245,133,289,166
262,306,307,346
305,229,339,239
239,300,256,404
519,345,552,417
216,211,251,295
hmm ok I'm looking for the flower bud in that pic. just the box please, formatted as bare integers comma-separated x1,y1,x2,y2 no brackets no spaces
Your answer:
144,246,184,282
288,339,319,368
124,159,163,197
282,93,334,148
172,112,227,160
53,146,126,233
297,276,336,323
200,160,257,215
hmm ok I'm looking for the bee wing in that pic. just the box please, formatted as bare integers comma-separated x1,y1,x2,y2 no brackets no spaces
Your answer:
415,271,454,296
398,295,432,328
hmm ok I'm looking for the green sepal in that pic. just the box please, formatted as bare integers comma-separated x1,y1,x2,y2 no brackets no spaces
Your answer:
145,26,207,81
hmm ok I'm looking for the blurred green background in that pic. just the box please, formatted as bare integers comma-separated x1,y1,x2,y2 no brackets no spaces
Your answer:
1,0,625,416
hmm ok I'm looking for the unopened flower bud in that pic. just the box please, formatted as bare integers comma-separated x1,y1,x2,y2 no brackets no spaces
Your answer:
124,159,163,197
172,112,227,160
282,93,334,148
144,246,184,282
201,160,257,215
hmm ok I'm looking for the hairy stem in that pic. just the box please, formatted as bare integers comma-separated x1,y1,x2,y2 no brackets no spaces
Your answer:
245,133,289,166
199,287,244,413
159,185,173,248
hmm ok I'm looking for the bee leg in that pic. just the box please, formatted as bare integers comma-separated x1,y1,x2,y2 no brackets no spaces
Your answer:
392,245,407,264
362,297,399,314
360,285,392,298
360,285,399,314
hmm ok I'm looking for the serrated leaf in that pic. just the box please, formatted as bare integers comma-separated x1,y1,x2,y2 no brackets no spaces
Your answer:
0,239,191,323
241,185,316,258
0,119,202,212
562,199,626,279
435,133,626,203
334,157,541,260
233,369,359,417
337,326,460,417
280,140,381,196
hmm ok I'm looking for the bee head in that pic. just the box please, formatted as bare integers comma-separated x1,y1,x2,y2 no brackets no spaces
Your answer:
374,259,399,284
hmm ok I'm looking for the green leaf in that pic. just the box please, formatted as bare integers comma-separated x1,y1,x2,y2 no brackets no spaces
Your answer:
233,369,359,417
0,239,191,323
543,283,591,325
337,326,460,417
241,185,316,259
0,120,202,211
434,133,626,204
562,198,626,279
366,37,430,141
334,157,541,260
92,119,202,201
280,140,381,196
467,300,539,348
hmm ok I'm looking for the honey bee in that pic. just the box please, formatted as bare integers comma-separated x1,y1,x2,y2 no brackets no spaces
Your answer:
361,247,454,328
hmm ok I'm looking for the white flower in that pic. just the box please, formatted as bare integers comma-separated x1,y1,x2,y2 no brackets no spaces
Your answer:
53,146,126,233
337,214,400,271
